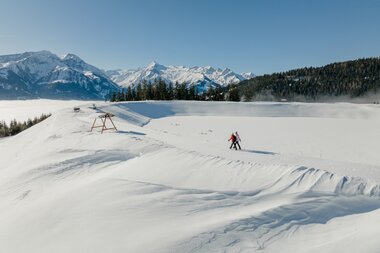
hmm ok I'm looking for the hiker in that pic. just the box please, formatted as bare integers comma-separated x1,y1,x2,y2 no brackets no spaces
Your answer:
235,131,242,150
228,132,237,150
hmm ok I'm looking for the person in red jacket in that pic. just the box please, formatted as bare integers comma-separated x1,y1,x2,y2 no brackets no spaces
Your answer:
228,133,237,150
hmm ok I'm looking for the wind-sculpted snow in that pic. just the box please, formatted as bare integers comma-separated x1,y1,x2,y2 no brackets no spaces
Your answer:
176,194,380,252
115,147,380,197
1,101,380,253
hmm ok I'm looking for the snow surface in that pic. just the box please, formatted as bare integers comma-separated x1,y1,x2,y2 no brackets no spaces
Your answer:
1,100,380,253
0,99,96,124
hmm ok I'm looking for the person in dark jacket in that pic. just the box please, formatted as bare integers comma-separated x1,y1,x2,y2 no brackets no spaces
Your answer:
228,133,237,150
235,131,241,150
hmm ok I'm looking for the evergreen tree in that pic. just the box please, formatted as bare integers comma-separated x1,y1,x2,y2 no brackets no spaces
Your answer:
136,84,142,101
174,82,180,100
127,86,133,101
228,84,240,101
188,85,196,100
166,83,174,100
111,91,117,102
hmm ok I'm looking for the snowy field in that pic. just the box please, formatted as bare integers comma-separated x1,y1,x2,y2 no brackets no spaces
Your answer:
0,99,97,124
1,100,380,253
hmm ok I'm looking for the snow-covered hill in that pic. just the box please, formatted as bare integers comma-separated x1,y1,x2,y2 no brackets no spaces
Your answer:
1,101,380,253
106,62,255,91
0,51,119,99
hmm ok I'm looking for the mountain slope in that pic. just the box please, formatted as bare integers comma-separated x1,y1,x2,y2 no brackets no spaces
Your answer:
0,51,119,99
106,62,254,91
238,57,380,101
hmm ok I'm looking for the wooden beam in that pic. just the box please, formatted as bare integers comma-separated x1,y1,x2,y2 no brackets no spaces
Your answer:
90,118,97,132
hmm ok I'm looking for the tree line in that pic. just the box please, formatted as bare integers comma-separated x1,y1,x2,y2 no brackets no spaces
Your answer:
110,57,380,103
0,113,51,137
238,57,380,101
109,79,240,102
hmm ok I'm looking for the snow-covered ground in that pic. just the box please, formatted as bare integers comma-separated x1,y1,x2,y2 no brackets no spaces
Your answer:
0,99,97,124
1,100,380,253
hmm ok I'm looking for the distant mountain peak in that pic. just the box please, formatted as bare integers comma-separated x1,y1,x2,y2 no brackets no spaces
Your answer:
147,61,166,71
241,72,255,79
61,53,83,61
147,60,158,67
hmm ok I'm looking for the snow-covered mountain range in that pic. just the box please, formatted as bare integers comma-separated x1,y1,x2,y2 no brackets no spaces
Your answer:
0,51,255,99
106,61,254,91
0,51,118,99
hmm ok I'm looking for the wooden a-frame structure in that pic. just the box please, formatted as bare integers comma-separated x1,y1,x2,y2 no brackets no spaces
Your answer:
90,113,117,134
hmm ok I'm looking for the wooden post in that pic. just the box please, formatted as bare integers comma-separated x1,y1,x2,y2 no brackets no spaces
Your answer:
108,116,118,131
90,118,97,132
101,117,106,134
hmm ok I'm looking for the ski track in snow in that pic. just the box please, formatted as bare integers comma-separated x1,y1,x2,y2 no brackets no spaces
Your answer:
1,100,380,253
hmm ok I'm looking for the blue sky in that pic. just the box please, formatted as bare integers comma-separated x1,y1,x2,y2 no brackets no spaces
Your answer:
0,0,379,75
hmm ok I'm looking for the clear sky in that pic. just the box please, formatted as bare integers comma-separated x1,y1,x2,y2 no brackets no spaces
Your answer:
0,0,379,75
